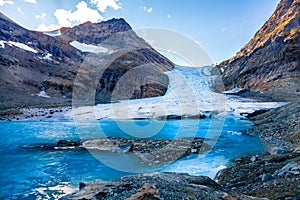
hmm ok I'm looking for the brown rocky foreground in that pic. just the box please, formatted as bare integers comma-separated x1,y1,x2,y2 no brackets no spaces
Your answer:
215,151,300,199
62,172,266,200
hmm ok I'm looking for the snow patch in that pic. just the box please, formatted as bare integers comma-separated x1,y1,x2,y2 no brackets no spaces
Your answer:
38,91,51,98
7,41,38,53
43,53,52,60
70,41,108,54
44,30,61,37
223,87,244,94
122,60,133,65
0,40,5,48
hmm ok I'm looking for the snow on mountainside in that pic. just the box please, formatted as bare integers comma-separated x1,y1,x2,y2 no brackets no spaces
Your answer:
0,40,38,53
70,41,109,53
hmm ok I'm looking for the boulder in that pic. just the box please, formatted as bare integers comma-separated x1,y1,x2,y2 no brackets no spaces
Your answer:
261,173,273,182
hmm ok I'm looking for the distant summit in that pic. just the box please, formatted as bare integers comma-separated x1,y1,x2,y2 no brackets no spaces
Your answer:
59,18,133,45
218,0,300,101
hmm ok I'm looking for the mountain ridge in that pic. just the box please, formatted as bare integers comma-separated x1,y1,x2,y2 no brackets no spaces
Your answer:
217,0,300,101
0,14,174,111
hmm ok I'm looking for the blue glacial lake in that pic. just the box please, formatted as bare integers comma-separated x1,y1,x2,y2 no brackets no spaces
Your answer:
0,117,265,199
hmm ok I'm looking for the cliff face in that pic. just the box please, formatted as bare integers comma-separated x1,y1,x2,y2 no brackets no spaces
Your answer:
0,13,173,110
218,0,300,101
58,18,173,104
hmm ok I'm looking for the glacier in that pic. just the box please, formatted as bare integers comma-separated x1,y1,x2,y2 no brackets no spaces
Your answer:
71,66,285,120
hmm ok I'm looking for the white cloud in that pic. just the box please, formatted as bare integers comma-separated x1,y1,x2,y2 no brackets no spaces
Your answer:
143,6,152,13
167,14,171,18
35,12,47,19
24,0,36,3
36,1,104,32
91,0,121,12
17,7,22,12
0,0,14,6
54,1,103,27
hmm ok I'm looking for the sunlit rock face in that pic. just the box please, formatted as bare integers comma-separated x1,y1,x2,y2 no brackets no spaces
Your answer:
218,0,300,101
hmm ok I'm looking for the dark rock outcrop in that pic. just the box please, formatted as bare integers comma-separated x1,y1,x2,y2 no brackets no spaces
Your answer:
62,172,240,200
0,13,173,112
215,151,300,199
217,0,300,101
59,18,173,104
21,137,209,166
248,101,300,149
81,137,210,166
215,101,300,200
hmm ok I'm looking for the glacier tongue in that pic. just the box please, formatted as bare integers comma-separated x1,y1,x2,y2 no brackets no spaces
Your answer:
71,66,286,120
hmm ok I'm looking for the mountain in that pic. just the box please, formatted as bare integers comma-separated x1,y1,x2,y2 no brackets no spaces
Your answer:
0,13,173,111
217,0,300,101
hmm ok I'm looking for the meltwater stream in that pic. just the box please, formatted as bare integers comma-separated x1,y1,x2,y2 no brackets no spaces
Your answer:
0,66,277,199
0,118,265,199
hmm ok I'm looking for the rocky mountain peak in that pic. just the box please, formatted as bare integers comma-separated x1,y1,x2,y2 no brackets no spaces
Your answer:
230,0,299,61
218,0,300,101
59,18,132,45
105,17,132,29
0,14,173,110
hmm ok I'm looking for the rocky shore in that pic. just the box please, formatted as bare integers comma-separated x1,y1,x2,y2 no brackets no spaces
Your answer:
215,150,300,199
27,137,210,167
0,106,72,121
82,137,210,166
62,172,265,200
248,101,300,149
214,101,300,199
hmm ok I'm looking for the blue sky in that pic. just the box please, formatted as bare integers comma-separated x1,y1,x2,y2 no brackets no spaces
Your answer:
0,0,280,63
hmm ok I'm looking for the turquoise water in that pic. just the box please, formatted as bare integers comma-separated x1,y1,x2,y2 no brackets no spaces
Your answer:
0,117,265,199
